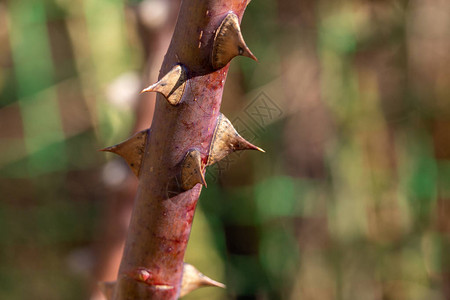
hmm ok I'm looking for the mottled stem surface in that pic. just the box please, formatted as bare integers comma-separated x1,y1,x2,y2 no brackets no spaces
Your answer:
114,1,249,299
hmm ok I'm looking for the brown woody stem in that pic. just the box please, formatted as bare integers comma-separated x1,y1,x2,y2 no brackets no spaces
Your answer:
114,1,250,299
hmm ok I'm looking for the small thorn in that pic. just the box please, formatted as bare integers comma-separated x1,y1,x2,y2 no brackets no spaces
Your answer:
211,13,258,70
181,149,207,190
141,64,187,106
207,113,264,166
100,129,148,177
180,263,225,297
98,281,116,300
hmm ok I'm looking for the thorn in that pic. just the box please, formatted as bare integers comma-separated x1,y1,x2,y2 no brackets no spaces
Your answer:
181,149,207,190
133,268,152,282
100,129,148,177
98,281,116,300
211,13,258,70
180,263,225,297
207,113,264,166
141,64,187,106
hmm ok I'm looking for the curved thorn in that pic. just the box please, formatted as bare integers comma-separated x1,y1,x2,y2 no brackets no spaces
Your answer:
141,64,187,106
211,13,258,70
100,129,149,177
181,149,207,190
207,113,264,166
180,263,225,297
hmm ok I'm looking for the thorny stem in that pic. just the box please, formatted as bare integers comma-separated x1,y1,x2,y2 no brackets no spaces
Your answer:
114,1,250,299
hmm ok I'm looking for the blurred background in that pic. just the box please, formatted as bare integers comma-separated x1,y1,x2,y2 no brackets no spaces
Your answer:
1,0,450,299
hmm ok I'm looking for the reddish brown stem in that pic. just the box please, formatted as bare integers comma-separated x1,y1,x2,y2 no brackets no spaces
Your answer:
114,1,250,299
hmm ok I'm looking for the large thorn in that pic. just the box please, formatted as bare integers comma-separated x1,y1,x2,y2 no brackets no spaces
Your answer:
99,129,148,177
181,149,207,190
207,113,264,166
180,263,225,297
141,64,187,106
211,13,258,70
98,281,116,300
